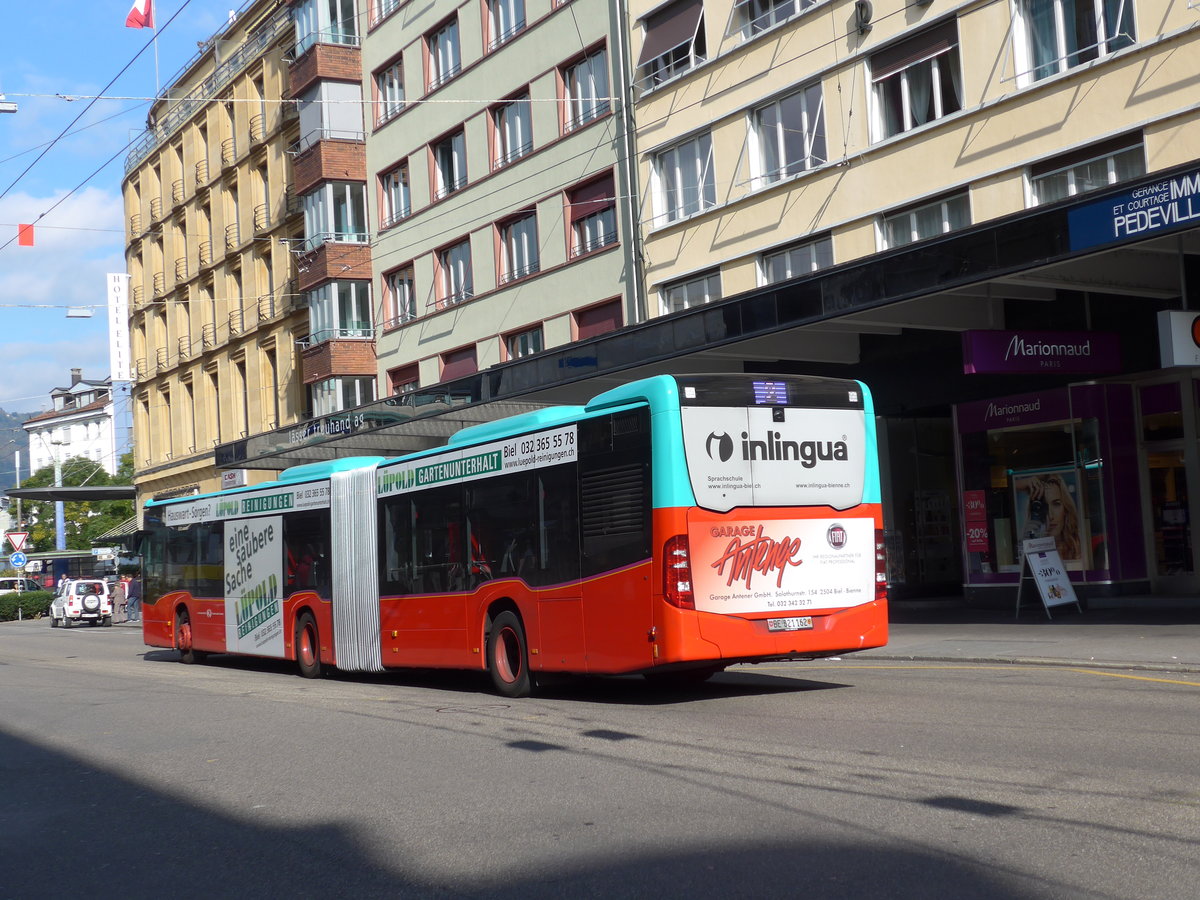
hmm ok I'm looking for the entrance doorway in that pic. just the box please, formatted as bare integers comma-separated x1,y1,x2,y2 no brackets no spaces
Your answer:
1138,377,1199,593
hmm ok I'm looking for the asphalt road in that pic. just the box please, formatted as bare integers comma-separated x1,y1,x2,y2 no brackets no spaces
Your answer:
2,620,1197,899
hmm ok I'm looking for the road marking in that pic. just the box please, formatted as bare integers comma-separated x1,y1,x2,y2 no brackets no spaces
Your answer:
1069,669,1200,688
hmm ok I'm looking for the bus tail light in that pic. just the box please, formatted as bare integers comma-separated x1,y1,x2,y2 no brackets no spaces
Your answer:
875,528,888,603
663,534,695,610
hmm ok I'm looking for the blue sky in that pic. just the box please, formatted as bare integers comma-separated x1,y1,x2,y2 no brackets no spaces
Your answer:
0,1,234,416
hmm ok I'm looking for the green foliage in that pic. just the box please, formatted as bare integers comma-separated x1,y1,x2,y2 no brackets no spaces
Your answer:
0,590,53,622
17,452,135,553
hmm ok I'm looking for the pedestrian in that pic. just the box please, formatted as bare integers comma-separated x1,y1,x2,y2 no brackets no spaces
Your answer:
126,574,142,622
111,577,127,623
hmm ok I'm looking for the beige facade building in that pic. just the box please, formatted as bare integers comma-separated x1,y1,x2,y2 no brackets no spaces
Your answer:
123,0,307,502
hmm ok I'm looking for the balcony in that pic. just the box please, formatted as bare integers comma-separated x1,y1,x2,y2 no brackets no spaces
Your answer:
198,239,213,267
131,285,145,309
129,213,142,236
201,323,217,349
171,178,185,204
228,309,244,336
249,113,266,144
221,136,237,166
149,197,164,221
225,223,240,251
195,158,210,187
288,39,360,98
299,334,377,386
290,131,366,195
295,240,372,293
152,272,166,296
174,256,188,282
253,202,271,233
155,348,169,373
257,294,279,321
178,335,192,360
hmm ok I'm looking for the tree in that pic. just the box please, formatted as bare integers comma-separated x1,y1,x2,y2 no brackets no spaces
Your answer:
19,453,134,552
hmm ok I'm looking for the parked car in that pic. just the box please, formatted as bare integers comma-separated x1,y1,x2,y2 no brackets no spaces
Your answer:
0,577,41,593
50,579,113,628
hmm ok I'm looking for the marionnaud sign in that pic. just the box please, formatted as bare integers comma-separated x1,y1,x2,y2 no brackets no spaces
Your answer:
1068,168,1200,252
962,330,1120,375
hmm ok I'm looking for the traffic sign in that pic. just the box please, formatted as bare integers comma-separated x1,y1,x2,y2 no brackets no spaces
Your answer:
6,532,28,552
9,551,28,569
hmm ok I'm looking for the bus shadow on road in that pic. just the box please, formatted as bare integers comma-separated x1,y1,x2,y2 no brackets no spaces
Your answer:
140,648,852,703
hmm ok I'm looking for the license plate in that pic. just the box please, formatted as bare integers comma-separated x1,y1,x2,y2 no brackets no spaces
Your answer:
767,616,813,632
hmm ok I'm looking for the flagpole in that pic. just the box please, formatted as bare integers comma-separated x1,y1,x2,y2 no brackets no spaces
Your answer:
153,3,160,99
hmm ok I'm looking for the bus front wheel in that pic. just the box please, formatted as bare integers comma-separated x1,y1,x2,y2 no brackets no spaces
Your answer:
487,610,532,698
295,612,322,679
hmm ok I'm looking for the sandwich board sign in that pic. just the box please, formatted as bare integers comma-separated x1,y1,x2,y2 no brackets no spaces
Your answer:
1017,537,1082,618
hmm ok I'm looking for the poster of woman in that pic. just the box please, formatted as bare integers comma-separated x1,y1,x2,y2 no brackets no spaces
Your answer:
1012,468,1084,570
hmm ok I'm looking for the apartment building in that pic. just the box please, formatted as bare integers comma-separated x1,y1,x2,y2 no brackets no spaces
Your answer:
362,0,640,395
626,0,1200,599
23,370,119,477
123,0,304,502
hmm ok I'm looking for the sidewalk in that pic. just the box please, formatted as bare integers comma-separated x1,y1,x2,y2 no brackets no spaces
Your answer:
857,597,1200,674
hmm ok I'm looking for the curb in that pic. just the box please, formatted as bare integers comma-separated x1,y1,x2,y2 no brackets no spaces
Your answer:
855,653,1200,675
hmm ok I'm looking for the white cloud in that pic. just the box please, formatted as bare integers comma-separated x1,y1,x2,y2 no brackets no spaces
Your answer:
0,186,125,412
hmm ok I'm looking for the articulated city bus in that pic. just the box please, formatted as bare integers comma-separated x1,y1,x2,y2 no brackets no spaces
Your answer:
141,374,887,695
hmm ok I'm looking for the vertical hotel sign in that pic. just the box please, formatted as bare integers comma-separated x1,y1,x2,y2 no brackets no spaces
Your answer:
107,273,131,382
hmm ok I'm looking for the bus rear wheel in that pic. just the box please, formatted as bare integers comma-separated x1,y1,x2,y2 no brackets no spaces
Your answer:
295,612,322,679
488,610,532,698
176,610,206,664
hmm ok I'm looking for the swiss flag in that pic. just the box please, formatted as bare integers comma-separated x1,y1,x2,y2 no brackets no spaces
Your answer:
125,0,154,29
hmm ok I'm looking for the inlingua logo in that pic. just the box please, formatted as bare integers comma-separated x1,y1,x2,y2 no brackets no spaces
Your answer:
706,432,734,462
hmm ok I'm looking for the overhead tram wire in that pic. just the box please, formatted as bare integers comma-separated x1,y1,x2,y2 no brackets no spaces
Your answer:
0,0,195,229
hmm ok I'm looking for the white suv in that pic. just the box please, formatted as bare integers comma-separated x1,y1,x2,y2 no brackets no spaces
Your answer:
50,579,114,628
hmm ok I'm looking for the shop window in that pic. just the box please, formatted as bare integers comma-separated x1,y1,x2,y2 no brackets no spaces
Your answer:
1030,136,1145,206
661,269,721,315
637,0,706,90
1015,0,1135,84
881,191,969,249
871,21,962,140
761,234,832,285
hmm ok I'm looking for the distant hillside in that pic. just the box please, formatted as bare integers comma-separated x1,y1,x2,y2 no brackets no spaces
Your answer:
0,409,34,489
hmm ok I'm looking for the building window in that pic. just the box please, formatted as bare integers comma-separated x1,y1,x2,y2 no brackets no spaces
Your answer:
881,192,970,249
428,18,461,91
563,49,610,131
734,0,816,39
637,0,706,89
761,235,833,285
1030,136,1145,206
493,93,532,168
438,239,473,306
294,0,358,55
574,298,622,340
302,181,368,249
489,0,526,50
753,82,825,185
376,60,404,126
441,345,478,382
654,132,715,224
307,280,373,344
312,376,375,417
1017,0,1135,83
381,163,410,228
500,212,539,284
872,22,962,140
505,325,544,359
661,269,721,314
373,0,402,25
384,266,416,327
389,363,418,394
568,173,617,256
433,130,467,200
